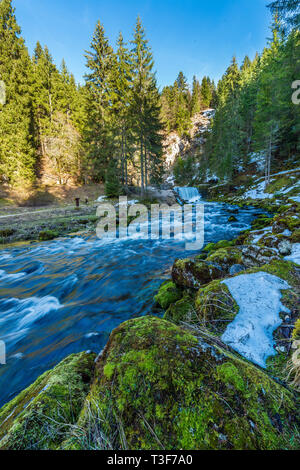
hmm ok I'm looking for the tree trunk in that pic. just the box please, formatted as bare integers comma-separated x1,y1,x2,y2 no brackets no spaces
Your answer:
140,135,144,196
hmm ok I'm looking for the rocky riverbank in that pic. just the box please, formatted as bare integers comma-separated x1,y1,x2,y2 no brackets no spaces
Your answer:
0,192,299,450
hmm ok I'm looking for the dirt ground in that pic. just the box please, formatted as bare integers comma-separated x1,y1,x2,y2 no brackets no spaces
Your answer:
0,183,106,245
0,183,104,210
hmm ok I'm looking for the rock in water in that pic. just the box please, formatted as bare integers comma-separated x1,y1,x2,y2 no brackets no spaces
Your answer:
0,352,96,450
64,317,298,450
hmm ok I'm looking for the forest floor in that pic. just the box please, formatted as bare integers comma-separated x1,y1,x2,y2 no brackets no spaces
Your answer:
0,183,105,246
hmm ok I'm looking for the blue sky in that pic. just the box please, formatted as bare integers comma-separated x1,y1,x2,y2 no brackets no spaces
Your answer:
14,0,272,89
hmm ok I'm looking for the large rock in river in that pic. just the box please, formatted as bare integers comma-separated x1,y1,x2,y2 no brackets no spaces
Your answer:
64,317,298,450
0,351,95,450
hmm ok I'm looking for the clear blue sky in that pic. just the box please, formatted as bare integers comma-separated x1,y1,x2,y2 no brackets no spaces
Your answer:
14,0,272,89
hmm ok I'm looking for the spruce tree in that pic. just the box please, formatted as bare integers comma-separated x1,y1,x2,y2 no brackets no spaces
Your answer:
268,0,300,33
0,0,36,185
191,76,202,115
131,17,163,193
105,159,120,197
110,32,133,187
84,21,114,181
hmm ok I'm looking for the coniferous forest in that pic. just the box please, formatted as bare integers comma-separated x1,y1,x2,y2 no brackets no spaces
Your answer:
1,0,299,192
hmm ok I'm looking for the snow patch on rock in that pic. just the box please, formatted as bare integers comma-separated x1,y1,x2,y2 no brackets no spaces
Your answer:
284,243,300,265
221,272,290,368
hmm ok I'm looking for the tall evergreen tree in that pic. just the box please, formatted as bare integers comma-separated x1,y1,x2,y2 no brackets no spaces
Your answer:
268,0,300,33
131,17,163,193
0,0,36,184
110,32,133,187
191,76,202,115
201,76,213,108
84,21,114,181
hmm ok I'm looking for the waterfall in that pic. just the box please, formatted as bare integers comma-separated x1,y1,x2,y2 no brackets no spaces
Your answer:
174,187,201,203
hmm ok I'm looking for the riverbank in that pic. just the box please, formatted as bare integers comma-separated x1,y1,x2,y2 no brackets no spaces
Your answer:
0,189,299,449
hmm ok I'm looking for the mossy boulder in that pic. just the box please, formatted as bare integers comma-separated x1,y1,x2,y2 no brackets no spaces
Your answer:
164,295,196,324
272,211,300,235
65,317,299,450
290,229,300,243
293,319,300,341
172,258,223,289
256,259,300,289
154,281,182,310
195,280,239,335
206,247,243,273
0,351,96,450
251,216,274,230
241,245,280,268
203,239,235,253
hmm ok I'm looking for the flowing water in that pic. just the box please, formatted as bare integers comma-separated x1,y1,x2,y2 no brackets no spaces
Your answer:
0,196,263,407
174,186,202,203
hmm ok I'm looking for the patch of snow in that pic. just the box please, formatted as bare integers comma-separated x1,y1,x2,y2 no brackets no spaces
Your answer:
249,152,265,172
202,108,215,118
284,243,300,265
221,272,290,368
281,183,300,195
166,174,175,186
251,227,272,244
290,196,300,203
243,180,272,200
268,167,300,178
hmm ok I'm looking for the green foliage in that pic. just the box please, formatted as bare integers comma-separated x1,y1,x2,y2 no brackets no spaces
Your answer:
0,0,37,184
173,155,195,185
160,72,215,135
204,26,300,182
38,229,59,241
105,160,120,198
268,0,300,34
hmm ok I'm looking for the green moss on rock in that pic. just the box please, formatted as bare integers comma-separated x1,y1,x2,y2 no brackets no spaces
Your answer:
0,351,96,450
251,216,274,230
172,258,223,289
154,281,182,310
164,296,196,324
206,247,243,272
203,239,236,253
65,317,299,450
195,280,239,335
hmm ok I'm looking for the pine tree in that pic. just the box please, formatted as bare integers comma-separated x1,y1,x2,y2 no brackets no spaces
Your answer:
174,72,191,136
0,0,37,185
201,76,213,108
110,32,133,187
131,17,163,193
84,20,114,181
254,25,282,186
105,159,120,197
268,0,300,33
191,76,202,115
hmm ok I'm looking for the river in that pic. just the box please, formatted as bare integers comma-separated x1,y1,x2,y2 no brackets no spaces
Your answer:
0,194,263,407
